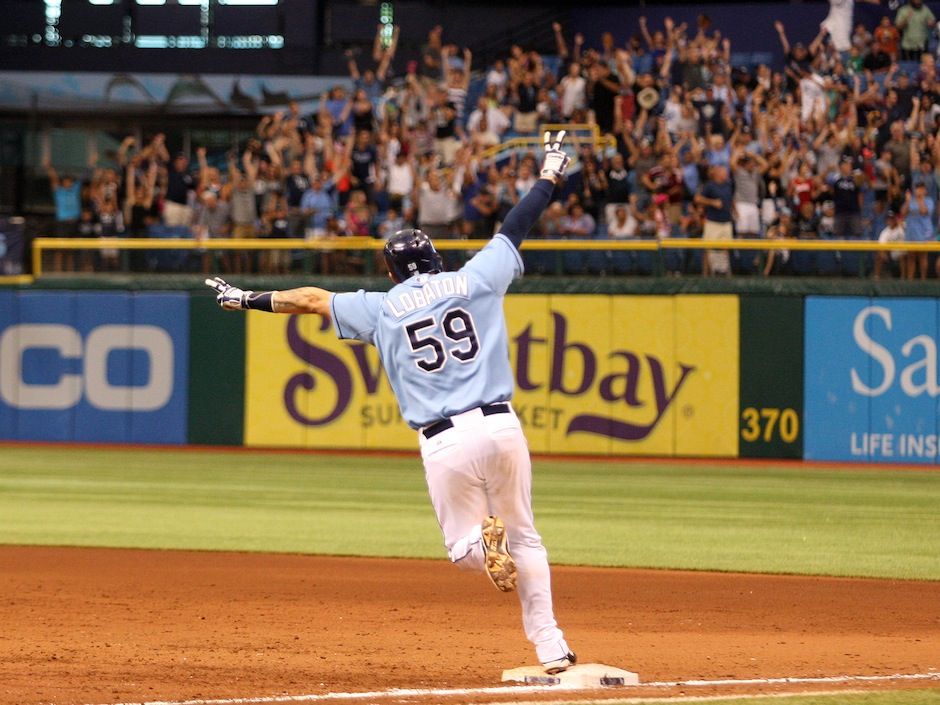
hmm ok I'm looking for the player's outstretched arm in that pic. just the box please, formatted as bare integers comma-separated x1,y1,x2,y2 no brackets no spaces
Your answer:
205,277,333,315
500,130,570,249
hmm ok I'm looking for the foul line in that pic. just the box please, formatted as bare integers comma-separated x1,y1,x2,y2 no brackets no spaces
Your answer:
80,671,940,705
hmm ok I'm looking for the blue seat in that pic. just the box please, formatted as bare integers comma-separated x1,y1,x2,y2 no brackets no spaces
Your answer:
585,250,609,274
732,246,758,275
562,245,587,274
790,249,817,275
840,249,866,277
663,246,683,274
146,224,192,272
685,247,703,274
816,248,840,275
523,248,552,275
634,244,655,275
609,248,635,274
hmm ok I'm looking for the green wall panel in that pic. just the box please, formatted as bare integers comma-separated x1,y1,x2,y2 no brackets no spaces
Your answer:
188,294,246,445
739,296,804,458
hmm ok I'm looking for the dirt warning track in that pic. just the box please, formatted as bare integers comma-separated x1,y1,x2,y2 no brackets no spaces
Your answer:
0,546,937,705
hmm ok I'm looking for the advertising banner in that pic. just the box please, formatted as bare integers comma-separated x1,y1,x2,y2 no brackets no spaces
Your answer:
804,296,939,463
0,291,189,443
244,294,740,456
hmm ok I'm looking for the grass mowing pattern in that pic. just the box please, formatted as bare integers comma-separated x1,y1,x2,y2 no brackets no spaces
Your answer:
0,447,938,580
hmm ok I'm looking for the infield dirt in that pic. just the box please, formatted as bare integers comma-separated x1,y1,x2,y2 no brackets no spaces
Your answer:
0,546,937,705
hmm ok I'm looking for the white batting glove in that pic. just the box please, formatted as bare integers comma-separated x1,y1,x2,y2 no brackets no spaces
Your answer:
540,130,570,181
205,276,250,310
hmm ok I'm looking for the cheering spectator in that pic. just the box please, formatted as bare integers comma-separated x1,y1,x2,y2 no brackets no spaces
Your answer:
830,157,865,239
874,209,906,278
259,189,290,275
902,182,934,279
415,169,459,240
694,165,734,276
896,0,936,60
228,150,259,273
607,199,640,239
821,0,882,54
42,159,83,272
193,191,231,274
559,202,596,238
731,150,767,240
163,150,196,228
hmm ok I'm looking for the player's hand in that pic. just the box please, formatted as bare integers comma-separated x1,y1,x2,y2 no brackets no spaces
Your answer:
205,276,250,311
540,130,570,182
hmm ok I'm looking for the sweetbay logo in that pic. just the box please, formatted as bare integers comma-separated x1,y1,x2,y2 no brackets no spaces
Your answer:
281,312,696,442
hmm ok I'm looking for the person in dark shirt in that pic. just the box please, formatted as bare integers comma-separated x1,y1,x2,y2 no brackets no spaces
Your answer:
163,152,196,220
774,20,818,92
432,92,459,165
588,61,621,135
830,157,864,238
692,86,727,136
511,72,540,134
694,164,734,275
164,153,195,227
350,130,378,201
604,153,631,224
795,200,820,239
285,156,314,237
892,71,919,118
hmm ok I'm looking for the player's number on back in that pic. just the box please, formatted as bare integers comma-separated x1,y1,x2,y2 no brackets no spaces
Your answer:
405,309,480,372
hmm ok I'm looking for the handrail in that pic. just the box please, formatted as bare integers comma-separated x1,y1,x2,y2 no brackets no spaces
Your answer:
30,236,940,278
479,123,617,164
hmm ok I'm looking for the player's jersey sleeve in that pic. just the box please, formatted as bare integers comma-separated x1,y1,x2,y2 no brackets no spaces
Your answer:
330,290,385,343
461,233,524,295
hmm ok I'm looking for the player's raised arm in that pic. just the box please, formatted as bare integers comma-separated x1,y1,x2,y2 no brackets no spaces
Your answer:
205,277,333,316
499,130,570,249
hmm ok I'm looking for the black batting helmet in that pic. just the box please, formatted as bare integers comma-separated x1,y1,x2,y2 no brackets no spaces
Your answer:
383,229,444,282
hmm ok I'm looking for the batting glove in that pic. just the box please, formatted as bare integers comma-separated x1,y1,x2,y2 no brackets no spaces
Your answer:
540,130,570,181
205,276,250,310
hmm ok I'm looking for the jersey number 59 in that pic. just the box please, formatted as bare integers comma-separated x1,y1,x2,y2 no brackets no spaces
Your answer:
405,308,480,372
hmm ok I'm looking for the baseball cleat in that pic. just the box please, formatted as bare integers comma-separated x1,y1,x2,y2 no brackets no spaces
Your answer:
481,515,517,592
542,651,577,675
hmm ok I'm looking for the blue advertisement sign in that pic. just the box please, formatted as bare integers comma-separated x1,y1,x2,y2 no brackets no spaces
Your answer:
805,296,939,464
0,291,189,444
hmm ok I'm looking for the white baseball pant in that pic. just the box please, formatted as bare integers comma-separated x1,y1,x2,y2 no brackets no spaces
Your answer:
418,404,571,664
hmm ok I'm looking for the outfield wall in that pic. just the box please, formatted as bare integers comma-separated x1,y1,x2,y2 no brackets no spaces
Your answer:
0,288,936,463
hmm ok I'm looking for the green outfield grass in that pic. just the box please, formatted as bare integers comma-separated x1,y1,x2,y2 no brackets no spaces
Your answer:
0,446,939,580
556,690,940,705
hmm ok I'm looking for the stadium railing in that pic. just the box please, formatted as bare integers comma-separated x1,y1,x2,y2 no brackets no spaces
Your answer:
27,235,940,279
479,123,618,167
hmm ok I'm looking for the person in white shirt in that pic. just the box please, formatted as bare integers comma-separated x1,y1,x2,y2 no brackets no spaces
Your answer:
607,201,639,239
386,151,416,215
559,62,587,119
466,97,511,136
486,59,509,101
874,209,906,279
822,0,882,53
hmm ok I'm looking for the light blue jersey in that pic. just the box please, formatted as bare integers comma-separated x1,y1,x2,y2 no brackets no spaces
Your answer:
330,233,523,429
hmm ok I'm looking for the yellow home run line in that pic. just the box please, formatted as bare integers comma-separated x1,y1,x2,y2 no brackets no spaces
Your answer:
80,671,940,705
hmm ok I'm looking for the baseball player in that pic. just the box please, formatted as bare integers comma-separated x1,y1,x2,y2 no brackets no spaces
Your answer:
206,131,576,674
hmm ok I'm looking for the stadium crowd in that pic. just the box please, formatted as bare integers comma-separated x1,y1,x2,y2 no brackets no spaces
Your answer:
44,1,940,278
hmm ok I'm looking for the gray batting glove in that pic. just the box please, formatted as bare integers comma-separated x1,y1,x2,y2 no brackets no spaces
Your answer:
540,130,570,181
205,276,250,310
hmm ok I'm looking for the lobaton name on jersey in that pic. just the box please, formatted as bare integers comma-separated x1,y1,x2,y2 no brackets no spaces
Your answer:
384,274,470,318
